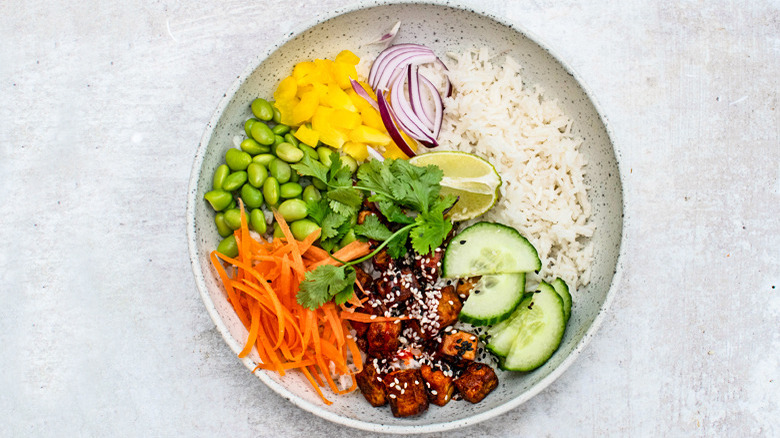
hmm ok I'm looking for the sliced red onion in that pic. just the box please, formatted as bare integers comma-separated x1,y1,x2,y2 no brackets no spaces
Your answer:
376,90,416,158
367,21,401,46
350,78,379,111
369,44,437,90
390,68,437,146
366,146,385,161
418,74,444,138
408,65,432,130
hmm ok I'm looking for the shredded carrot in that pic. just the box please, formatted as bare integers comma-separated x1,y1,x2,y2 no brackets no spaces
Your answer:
210,209,372,404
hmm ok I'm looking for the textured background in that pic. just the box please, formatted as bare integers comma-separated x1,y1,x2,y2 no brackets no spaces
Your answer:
1,0,778,436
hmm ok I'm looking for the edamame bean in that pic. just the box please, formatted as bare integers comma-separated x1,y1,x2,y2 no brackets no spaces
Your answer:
263,177,280,206
280,182,303,199
223,208,242,230
341,155,358,174
249,209,267,234
225,148,252,171
272,124,290,135
221,171,247,192
244,119,257,137
339,229,357,247
269,159,292,184
278,199,308,222
271,134,284,155
212,164,230,190
251,98,274,121
240,138,270,155
240,183,264,208
272,107,282,124
312,178,327,190
317,147,335,168
252,153,276,167
290,170,299,183
217,235,238,257
250,121,275,146
246,162,268,188
298,143,318,161
214,212,233,237
284,133,300,147
290,219,321,241
273,223,284,238
204,190,232,211
276,142,304,163
302,185,321,204
227,199,237,210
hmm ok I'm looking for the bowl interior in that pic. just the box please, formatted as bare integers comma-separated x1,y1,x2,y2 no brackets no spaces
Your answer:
188,2,622,433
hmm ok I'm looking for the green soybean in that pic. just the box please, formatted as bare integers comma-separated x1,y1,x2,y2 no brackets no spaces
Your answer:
250,121,275,146
280,182,303,199
212,164,230,190
278,199,308,222
251,98,274,121
244,119,257,137
298,143,318,161
204,190,232,211
312,178,327,190
317,147,335,168
290,219,321,241
290,170,300,183
214,212,233,237
271,134,284,155
217,235,239,257
223,208,242,230
302,185,322,204
240,183,264,208
276,142,304,163
225,148,252,171
247,162,268,188
263,177,280,206
341,155,358,174
240,138,270,155
269,159,292,184
222,171,247,192
339,229,357,247
284,133,300,147
272,124,290,135
249,209,267,234
227,198,237,210
273,223,285,238
253,153,276,167
272,107,282,124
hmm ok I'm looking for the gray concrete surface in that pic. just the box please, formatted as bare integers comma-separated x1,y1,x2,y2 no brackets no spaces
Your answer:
1,0,777,436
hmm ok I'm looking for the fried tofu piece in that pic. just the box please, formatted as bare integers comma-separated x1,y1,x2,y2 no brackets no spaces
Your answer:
439,330,478,362
356,362,387,407
366,321,401,356
353,265,374,293
377,268,419,308
434,285,462,328
372,248,392,271
454,362,499,403
384,369,429,417
420,365,455,406
456,277,480,300
414,247,444,283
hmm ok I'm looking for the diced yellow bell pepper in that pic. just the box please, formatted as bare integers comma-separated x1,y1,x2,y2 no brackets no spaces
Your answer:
335,50,360,66
274,99,298,126
292,90,320,125
294,124,320,147
312,107,348,148
314,59,336,85
323,84,357,112
274,76,298,102
292,61,317,80
332,62,358,89
343,141,369,161
359,107,385,131
331,108,362,130
349,125,391,146
383,142,410,160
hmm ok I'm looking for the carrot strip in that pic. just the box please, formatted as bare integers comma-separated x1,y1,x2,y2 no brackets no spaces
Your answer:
239,300,262,358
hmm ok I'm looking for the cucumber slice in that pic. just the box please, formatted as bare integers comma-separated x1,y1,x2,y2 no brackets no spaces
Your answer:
551,278,572,323
442,222,541,278
500,282,566,372
459,273,526,326
486,296,531,357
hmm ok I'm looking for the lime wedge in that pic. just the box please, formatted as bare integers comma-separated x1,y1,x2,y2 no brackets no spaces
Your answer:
409,151,502,221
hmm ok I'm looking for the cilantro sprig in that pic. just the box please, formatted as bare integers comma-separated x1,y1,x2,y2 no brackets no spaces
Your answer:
294,154,457,310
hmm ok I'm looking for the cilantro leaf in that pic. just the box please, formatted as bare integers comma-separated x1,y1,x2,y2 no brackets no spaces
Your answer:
385,226,410,259
297,265,356,309
291,154,329,183
372,197,415,224
321,211,348,240
306,198,330,225
357,159,395,196
389,159,443,212
409,196,455,254
354,215,393,241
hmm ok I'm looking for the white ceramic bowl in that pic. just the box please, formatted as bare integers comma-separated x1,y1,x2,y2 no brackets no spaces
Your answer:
187,1,624,433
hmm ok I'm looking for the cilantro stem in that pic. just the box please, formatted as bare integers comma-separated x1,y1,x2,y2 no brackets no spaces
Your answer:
342,223,416,267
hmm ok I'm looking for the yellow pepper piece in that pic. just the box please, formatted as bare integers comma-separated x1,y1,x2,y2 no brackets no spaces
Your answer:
331,108,362,130
292,61,317,80
312,107,348,148
349,125,391,146
294,124,320,147
343,141,369,161
332,62,358,89
274,76,297,102
383,142,410,160
335,50,360,66
323,84,357,112
359,107,385,131
274,98,298,126
314,59,336,85
292,90,320,125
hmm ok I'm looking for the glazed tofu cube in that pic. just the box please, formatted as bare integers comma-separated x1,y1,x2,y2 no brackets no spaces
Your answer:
454,362,499,403
372,248,392,271
353,265,374,293
366,321,401,356
439,330,478,362
420,364,455,406
384,369,429,417
377,268,419,308
434,285,462,328
456,277,480,300
356,362,387,407
414,247,444,283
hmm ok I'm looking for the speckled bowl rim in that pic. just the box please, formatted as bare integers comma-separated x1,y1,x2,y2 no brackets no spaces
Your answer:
187,0,627,434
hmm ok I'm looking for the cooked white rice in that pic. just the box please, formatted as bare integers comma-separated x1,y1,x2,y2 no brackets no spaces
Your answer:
435,48,594,290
